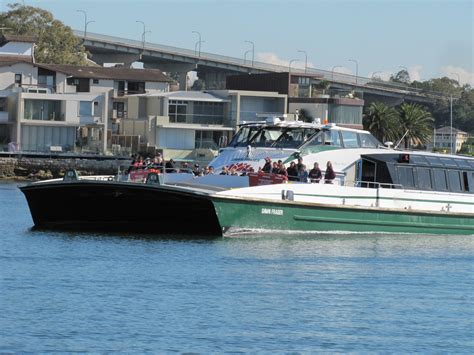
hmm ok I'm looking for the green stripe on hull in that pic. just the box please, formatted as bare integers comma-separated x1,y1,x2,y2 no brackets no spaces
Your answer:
212,198,474,235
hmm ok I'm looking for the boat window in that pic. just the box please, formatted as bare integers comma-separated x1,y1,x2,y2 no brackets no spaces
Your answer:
433,169,448,191
425,156,443,166
397,166,415,189
229,126,260,147
416,167,432,190
462,171,468,191
454,159,471,169
440,157,457,168
410,155,427,165
447,170,463,192
341,131,360,148
303,130,325,147
273,128,318,148
469,161,474,169
322,130,342,147
359,133,379,148
250,127,284,147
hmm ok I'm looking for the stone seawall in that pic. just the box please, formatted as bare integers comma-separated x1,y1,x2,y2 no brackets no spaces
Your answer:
0,156,131,180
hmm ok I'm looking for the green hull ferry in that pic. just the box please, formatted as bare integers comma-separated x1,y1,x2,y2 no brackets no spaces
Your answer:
212,196,474,235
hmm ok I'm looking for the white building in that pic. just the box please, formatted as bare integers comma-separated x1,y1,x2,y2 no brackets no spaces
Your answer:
429,126,469,153
0,34,172,153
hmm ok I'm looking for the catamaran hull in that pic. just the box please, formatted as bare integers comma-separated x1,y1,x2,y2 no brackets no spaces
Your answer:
20,181,222,236
212,197,474,235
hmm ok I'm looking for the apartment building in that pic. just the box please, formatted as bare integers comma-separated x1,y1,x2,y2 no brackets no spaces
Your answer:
429,126,469,153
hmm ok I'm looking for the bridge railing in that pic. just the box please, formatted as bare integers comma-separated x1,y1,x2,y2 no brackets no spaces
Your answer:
78,31,446,99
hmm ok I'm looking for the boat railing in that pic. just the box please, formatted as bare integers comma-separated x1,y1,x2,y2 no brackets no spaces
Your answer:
344,180,404,189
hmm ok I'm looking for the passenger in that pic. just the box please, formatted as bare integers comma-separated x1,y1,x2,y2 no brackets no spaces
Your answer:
324,161,336,184
308,162,322,183
261,157,272,173
220,166,230,175
297,156,304,171
277,160,287,176
298,164,308,183
286,161,299,181
230,167,239,176
192,163,201,176
271,162,279,174
165,159,176,173
153,156,163,173
208,166,215,175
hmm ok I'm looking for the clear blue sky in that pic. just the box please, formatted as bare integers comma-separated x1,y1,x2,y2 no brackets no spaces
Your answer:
3,0,473,84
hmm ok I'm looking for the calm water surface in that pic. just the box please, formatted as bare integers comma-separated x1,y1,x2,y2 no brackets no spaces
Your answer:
0,181,473,352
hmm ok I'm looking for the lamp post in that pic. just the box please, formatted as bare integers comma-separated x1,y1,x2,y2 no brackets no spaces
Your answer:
348,59,358,85
297,49,307,74
331,65,342,82
243,49,252,65
192,31,203,57
76,10,95,41
136,21,150,50
289,59,298,73
449,73,460,155
244,40,254,67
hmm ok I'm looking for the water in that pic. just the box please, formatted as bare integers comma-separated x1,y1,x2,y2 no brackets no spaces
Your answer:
1,181,473,352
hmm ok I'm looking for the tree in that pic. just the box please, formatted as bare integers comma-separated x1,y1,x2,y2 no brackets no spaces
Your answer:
363,102,401,143
0,3,87,65
390,69,411,84
398,103,434,148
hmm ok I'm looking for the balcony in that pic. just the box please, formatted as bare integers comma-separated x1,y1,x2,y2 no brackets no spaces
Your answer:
20,84,56,94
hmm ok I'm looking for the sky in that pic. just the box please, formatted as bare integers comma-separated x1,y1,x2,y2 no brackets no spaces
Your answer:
2,0,473,85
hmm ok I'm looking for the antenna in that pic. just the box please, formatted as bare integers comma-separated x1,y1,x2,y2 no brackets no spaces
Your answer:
394,130,409,149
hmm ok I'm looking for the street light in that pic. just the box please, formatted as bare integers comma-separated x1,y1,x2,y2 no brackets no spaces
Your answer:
76,10,95,41
244,40,254,67
348,59,358,85
289,59,298,73
192,31,204,57
136,21,150,50
331,65,343,82
449,72,461,155
297,49,307,74
243,49,252,64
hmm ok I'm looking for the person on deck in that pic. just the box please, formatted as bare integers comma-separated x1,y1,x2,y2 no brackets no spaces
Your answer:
298,164,309,183
308,162,322,183
286,161,299,181
324,161,336,184
165,159,176,173
261,157,272,173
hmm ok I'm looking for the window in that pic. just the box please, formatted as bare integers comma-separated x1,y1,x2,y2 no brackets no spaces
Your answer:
416,168,432,190
398,166,415,188
322,130,342,147
15,74,22,85
433,169,448,191
169,100,187,123
447,170,462,192
341,131,359,148
93,79,99,84
0,97,7,112
359,133,379,148
79,101,92,116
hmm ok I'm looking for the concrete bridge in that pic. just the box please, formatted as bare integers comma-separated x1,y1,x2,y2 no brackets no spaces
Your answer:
77,30,441,105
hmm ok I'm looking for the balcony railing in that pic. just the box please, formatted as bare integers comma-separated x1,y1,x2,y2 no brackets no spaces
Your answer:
20,84,56,94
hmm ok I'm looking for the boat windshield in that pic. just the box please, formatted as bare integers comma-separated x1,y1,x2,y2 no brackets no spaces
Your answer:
228,125,319,148
301,129,382,149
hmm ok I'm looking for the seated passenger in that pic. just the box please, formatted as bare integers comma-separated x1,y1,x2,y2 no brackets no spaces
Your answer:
271,162,279,174
261,157,272,173
308,162,322,183
324,161,336,184
220,166,230,175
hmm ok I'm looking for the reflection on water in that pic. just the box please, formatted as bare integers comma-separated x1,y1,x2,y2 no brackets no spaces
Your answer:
1,181,473,352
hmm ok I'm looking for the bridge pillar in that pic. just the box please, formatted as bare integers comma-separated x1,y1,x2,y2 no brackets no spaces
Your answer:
90,53,141,68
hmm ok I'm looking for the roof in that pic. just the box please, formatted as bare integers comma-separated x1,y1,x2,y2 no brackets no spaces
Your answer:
36,63,173,82
0,35,37,46
435,126,468,135
0,55,33,65
138,90,229,102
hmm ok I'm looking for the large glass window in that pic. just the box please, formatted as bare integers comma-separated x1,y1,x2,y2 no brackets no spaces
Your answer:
341,131,359,148
447,170,462,192
169,100,187,123
0,97,7,112
79,101,92,117
229,125,261,147
398,166,415,188
359,133,380,148
433,169,448,191
24,99,62,121
416,168,432,190
273,128,318,148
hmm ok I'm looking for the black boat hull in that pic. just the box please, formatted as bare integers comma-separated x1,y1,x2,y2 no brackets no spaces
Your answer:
20,181,222,236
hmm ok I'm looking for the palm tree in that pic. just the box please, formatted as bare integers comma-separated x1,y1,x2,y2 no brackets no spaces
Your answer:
363,102,400,143
398,103,434,148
